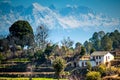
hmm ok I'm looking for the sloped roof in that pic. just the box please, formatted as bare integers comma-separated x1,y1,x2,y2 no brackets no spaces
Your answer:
91,51,109,56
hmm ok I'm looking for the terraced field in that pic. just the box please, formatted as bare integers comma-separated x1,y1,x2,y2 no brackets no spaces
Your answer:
0,77,68,80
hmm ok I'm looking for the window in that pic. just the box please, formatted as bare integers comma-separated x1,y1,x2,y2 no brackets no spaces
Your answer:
106,56,107,61
99,56,101,59
93,56,95,60
108,56,110,59
82,62,84,67
96,62,98,65
96,56,98,59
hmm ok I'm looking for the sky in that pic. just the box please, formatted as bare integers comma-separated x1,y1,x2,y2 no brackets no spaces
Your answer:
7,0,120,18
0,0,120,45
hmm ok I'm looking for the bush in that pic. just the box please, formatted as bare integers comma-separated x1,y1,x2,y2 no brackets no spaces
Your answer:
86,71,101,80
52,57,66,79
97,64,106,77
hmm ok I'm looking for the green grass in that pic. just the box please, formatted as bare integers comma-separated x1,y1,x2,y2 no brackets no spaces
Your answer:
7,58,30,62
0,77,68,80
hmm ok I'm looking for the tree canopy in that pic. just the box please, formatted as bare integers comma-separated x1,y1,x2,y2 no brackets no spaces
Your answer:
9,20,34,48
52,57,66,79
84,30,120,51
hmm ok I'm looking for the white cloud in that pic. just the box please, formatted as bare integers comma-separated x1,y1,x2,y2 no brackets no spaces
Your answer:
56,13,120,30
1,0,11,3
0,3,120,34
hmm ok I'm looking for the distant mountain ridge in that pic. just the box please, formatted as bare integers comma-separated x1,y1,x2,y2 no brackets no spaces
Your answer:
0,2,119,34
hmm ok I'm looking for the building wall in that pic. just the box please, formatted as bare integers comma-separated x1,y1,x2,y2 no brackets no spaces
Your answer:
103,52,114,64
91,56,104,66
78,60,96,67
79,52,114,67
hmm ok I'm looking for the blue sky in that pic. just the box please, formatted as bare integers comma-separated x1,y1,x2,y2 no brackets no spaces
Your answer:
8,0,120,18
0,0,120,45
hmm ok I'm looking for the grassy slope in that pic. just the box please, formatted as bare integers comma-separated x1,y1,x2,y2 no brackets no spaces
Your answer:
0,77,67,80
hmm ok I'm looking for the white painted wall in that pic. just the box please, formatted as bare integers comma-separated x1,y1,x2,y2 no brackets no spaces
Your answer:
79,52,114,67
78,60,96,67
103,52,114,64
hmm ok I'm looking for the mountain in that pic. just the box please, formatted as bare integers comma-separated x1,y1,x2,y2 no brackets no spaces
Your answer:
0,2,119,35
59,5,95,16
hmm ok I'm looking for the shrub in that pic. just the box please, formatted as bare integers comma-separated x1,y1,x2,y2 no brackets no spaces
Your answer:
52,57,66,79
97,64,106,76
86,71,101,80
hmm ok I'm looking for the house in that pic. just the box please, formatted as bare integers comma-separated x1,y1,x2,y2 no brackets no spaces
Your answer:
78,51,114,67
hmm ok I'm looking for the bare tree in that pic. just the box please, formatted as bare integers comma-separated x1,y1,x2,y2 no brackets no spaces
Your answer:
35,24,49,50
61,37,74,48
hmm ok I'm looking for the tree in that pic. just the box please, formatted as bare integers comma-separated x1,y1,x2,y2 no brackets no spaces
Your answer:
89,31,105,50
86,61,92,71
0,38,9,52
35,25,49,50
86,71,101,80
9,20,34,48
80,46,86,56
109,30,120,50
0,52,5,63
52,44,60,56
52,57,66,80
34,50,46,64
44,43,53,57
84,41,92,53
75,42,81,54
101,35,113,51
61,37,74,48
90,48,95,54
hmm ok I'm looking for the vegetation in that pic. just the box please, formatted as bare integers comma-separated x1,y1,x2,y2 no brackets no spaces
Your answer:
86,61,92,71
80,46,86,56
84,30,120,52
61,37,74,48
0,20,120,79
52,57,66,80
0,77,67,80
35,25,49,50
8,20,34,48
97,64,106,76
86,71,101,80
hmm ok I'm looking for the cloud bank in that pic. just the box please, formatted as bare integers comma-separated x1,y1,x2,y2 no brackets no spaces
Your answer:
0,2,120,34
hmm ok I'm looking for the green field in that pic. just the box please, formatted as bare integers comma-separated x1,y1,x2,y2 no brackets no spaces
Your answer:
0,77,68,80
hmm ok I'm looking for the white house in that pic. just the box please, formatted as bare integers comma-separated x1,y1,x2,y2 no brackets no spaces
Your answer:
78,51,114,67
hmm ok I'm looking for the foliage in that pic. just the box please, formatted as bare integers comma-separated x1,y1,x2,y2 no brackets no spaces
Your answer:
0,38,9,52
80,46,86,56
109,30,120,50
8,58,30,62
35,25,49,50
75,42,81,54
89,31,105,51
86,71,101,80
87,30,120,51
86,61,92,71
44,44,54,57
105,66,119,76
84,41,92,53
101,35,113,51
0,77,67,80
97,64,106,76
61,37,74,48
0,52,5,63
90,48,95,54
34,50,46,64
9,20,34,48
52,57,66,79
